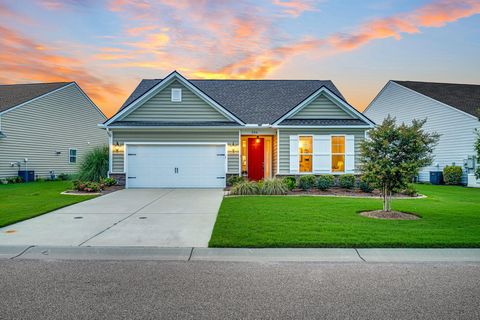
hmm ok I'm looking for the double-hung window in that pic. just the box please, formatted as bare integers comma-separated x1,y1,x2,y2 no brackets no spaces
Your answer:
299,136,313,173
331,136,345,172
69,148,77,164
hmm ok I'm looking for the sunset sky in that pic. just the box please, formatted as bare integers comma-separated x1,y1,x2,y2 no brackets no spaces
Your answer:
1,0,479,117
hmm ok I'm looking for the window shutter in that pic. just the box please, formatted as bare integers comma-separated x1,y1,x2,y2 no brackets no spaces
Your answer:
314,135,331,174
289,135,299,173
345,135,355,173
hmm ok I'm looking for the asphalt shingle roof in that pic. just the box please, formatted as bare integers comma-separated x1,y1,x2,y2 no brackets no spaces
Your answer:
109,121,239,127
279,119,367,126
0,82,72,113
393,81,480,118
119,79,346,124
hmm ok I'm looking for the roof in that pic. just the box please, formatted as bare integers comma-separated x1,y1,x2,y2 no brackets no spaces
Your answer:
393,81,480,118
279,119,368,126
119,79,346,124
108,121,239,127
0,82,72,113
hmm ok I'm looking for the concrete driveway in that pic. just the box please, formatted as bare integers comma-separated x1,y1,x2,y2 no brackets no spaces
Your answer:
0,189,224,247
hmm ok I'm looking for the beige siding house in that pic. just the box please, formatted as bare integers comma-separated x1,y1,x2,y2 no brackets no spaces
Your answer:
102,71,374,188
0,82,107,179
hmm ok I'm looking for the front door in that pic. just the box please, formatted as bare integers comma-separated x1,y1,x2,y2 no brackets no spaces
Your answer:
248,138,264,181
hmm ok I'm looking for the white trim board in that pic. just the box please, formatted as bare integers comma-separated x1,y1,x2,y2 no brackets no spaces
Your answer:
104,71,245,127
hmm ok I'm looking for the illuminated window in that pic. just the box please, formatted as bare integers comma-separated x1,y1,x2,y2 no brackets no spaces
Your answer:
299,136,312,172
241,139,247,174
331,136,345,172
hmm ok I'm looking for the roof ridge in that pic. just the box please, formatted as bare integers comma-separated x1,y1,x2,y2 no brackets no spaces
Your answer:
0,81,73,87
393,80,480,87
142,78,332,82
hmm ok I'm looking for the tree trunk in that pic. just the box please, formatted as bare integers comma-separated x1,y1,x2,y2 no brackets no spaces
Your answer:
382,185,388,211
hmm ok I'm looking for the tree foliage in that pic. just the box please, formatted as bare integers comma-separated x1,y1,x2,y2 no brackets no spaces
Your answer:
475,130,480,179
360,117,439,211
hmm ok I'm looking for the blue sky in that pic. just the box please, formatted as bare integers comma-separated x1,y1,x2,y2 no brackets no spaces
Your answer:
1,0,479,116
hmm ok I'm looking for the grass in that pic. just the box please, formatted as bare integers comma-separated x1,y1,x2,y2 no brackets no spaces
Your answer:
209,184,480,248
0,180,96,228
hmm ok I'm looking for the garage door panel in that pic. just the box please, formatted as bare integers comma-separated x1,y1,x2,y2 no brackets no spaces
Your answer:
126,144,226,188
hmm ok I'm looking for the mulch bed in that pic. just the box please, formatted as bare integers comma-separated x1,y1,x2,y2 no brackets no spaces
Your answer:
360,210,420,220
62,185,124,196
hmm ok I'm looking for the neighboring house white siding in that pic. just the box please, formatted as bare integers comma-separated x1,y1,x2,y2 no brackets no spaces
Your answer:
0,84,107,178
121,80,230,122
291,94,354,119
111,130,239,174
364,82,479,182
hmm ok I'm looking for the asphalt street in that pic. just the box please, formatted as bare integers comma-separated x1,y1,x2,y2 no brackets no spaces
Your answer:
1,260,479,319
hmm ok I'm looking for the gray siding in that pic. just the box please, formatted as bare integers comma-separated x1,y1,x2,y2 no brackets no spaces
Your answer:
291,94,354,119
122,80,229,122
111,130,239,173
365,82,480,182
0,84,107,178
278,128,367,174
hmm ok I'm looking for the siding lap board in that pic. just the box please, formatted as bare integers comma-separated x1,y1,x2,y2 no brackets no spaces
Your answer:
0,85,107,178
291,94,354,119
122,80,229,122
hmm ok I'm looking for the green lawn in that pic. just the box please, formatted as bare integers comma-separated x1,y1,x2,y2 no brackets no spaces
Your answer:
209,184,480,248
0,181,96,228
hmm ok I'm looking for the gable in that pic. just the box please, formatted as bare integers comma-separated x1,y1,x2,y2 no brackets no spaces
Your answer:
290,93,354,120
121,80,230,122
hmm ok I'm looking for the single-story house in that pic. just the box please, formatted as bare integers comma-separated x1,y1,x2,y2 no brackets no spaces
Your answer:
101,71,375,188
0,82,107,179
364,80,480,186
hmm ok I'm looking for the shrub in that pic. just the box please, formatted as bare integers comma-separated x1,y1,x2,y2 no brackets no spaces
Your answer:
339,174,355,189
230,180,260,195
298,175,316,190
282,176,297,190
73,180,101,192
57,173,70,181
102,177,117,186
36,177,46,182
359,176,374,193
261,178,288,195
317,175,334,190
78,145,109,182
6,176,23,184
443,165,463,185
402,184,417,197
0,179,7,185
227,175,245,187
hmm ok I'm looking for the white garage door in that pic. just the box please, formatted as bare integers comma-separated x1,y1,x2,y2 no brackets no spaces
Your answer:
126,144,226,188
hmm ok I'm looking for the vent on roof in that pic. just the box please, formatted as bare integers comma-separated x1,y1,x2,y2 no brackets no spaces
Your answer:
171,88,182,102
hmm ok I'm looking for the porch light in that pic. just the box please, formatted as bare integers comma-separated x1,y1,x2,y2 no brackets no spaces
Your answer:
228,142,239,154
113,141,121,152
256,135,260,143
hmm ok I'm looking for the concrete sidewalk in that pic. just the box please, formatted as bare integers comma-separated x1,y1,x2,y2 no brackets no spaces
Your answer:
1,246,479,262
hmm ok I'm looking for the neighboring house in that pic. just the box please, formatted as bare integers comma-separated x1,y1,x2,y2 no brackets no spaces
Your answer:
364,80,480,185
101,71,374,188
0,82,107,179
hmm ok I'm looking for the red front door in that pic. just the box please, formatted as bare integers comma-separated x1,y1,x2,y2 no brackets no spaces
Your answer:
248,138,264,181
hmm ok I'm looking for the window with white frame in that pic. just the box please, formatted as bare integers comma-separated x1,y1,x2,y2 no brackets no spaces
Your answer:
299,136,313,172
171,88,182,102
69,149,77,163
331,136,345,172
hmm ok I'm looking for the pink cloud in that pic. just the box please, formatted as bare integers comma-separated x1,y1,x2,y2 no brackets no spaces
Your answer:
272,0,317,17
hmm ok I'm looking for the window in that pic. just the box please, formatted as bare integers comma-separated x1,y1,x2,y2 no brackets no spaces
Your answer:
299,136,312,172
69,148,77,163
331,136,345,172
171,88,182,102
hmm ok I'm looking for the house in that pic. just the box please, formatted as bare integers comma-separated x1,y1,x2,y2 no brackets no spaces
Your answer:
364,80,480,186
101,71,375,188
0,82,107,179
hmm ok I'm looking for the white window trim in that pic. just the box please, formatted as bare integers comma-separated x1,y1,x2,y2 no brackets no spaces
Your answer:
298,135,314,174
331,135,346,173
171,88,182,102
69,148,77,164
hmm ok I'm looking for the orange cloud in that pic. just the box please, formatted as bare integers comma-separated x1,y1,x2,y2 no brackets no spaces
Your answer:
272,0,316,17
126,25,158,36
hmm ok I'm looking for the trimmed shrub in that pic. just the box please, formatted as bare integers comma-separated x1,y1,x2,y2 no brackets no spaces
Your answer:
101,177,117,187
339,174,355,189
57,173,70,181
6,176,23,184
282,176,297,191
317,175,334,190
402,184,417,197
230,180,260,195
443,165,463,185
261,178,288,195
359,180,374,193
227,175,245,187
298,175,316,190
78,145,109,182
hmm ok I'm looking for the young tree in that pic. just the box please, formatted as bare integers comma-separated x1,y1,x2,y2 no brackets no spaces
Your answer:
360,117,439,212
475,130,480,179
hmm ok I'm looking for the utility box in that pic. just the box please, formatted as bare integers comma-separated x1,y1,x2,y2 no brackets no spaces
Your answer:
429,171,443,185
18,170,35,182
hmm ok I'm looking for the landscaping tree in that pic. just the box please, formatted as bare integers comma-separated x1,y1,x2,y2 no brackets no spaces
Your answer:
360,117,439,212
